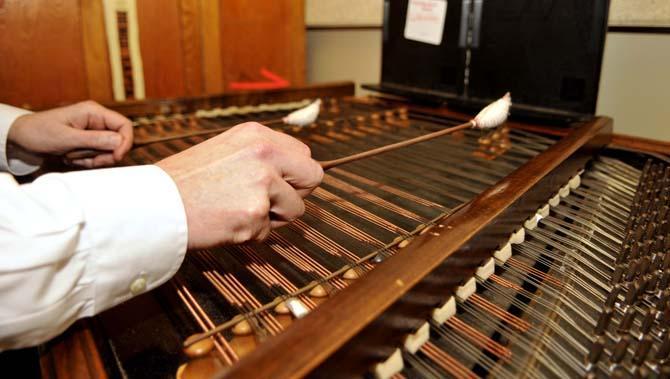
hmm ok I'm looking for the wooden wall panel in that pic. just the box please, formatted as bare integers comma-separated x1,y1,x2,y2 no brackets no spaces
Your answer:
177,0,204,96
81,0,113,102
219,0,305,89
0,0,88,109
199,0,223,94
135,0,187,99
0,0,306,108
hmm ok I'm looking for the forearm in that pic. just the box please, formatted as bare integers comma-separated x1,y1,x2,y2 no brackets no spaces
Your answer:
0,165,187,350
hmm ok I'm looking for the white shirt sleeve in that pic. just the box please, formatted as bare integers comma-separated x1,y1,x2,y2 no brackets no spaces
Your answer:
0,165,188,350
0,104,43,175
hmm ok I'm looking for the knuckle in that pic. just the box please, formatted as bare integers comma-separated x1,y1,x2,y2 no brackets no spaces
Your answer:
238,121,267,135
249,142,275,160
254,165,276,186
234,228,253,244
246,201,270,220
300,142,312,157
312,162,324,185
79,100,100,110
95,133,113,146
294,200,306,219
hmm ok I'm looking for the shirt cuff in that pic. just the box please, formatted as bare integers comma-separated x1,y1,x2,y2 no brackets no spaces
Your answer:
0,104,42,175
57,165,188,313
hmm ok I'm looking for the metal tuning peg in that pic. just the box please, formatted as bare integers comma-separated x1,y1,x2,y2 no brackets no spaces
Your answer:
633,334,654,366
618,307,637,334
595,307,614,335
640,309,657,335
610,335,630,364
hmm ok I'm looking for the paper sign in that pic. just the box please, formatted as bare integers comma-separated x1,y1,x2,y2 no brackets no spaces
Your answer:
404,0,448,45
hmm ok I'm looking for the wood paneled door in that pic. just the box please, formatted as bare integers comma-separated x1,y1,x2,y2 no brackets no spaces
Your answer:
0,0,305,109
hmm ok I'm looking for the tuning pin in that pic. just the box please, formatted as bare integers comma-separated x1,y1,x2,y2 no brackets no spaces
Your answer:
645,274,659,294
612,265,626,285
635,224,646,243
633,335,654,366
638,275,652,295
660,269,670,288
640,309,657,335
595,307,614,335
657,290,670,313
659,206,669,224
618,307,637,333
606,286,622,308
624,281,641,306
630,243,642,260
619,236,634,264
645,221,657,241
662,303,670,325
655,332,670,362
639,257,652,276
652,252,665,272
653,235,665,253
626,259,640,281
610,335,631,364
660,221,669,236
585,335,606,374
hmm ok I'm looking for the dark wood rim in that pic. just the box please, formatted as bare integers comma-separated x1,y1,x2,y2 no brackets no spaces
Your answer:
220,117,613,379
611,133,670,156
104,81,356,117
39,320,109,379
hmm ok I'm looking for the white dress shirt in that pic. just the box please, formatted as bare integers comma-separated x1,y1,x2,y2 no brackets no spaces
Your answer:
0,104,188,350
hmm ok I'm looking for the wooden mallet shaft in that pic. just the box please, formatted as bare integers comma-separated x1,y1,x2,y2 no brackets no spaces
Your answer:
319,121,473,170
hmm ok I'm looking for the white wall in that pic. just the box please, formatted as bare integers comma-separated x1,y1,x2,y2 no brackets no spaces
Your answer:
596,32,670,140
306,29,382,95
307,29,670,140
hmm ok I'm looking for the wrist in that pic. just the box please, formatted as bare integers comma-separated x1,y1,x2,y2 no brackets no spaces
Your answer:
7,113,31,149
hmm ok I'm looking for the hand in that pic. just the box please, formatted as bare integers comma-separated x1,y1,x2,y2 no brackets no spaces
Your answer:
8,100,133,168
156,122,323,249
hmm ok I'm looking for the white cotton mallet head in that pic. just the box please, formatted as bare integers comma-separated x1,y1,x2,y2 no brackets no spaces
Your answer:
282,99,322,126
472,92,511,129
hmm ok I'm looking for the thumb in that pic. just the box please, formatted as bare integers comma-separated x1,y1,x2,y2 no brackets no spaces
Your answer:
67,129,122,151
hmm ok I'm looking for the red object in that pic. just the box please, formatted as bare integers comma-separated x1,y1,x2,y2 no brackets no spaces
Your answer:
229,68,290,90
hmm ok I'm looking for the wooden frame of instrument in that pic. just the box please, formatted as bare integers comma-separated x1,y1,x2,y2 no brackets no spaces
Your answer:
33,81,670,378
220,117,613,379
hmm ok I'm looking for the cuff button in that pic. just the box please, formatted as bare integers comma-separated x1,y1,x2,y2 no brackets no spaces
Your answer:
130,277,147,295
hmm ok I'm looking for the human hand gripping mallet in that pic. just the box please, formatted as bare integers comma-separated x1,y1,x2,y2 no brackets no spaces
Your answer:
181,92,513,349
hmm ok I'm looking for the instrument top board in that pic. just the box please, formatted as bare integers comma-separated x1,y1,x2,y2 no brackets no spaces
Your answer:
30,83,670,379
